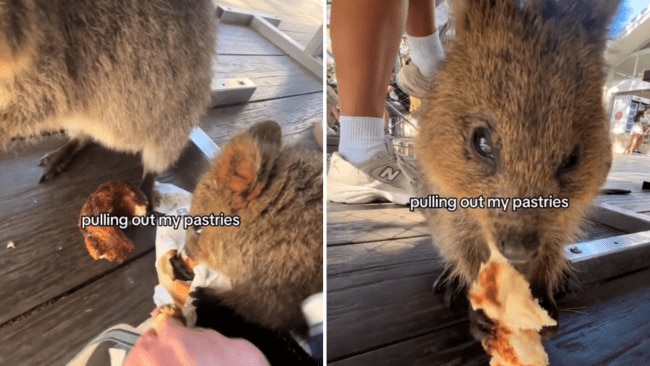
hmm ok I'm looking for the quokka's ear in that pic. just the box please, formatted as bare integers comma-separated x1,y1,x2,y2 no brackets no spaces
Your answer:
454,0,622,46
554,0,623,42
453,0,520,35
210,121,282,204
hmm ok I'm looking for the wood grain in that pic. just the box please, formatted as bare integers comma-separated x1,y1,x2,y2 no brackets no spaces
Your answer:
547,268,650,365
327,206,429,246
329,329,488,366
0,252,157,366
216,0,322,48
218,23,284,56
329,267,650,365
201,92,322,148
0,139,154,326
214,54,321,102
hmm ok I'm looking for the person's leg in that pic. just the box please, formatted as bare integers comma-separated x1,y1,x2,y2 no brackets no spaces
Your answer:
634,134,643,152
405,0,435,36
625,136,636,154
331,0,407,165
397,0,445,97
329,1,416,205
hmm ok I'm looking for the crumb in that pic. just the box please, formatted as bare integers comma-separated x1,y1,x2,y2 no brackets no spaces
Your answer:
7,241,15,249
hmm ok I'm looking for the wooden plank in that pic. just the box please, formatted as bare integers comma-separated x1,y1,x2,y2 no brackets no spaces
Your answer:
217,23,284,56
328,234,650,364
216,5,282,26
327,206,429,246
328,272,468,361
0,253,158,366
547,268,650,365
250,15,322,78
214,54,321,102
305,24,324,57
211,77,257,107
329,268,650,365
216,0,323,47
327,238,455,360
327,237,439,291
580,219,627,240
330,328,487,366
0,138,155,325
327,202,405,213
200,92,322,148
326,211,650,362
327,206,625,248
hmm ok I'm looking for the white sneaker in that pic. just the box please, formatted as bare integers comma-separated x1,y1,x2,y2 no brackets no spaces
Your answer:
396,63,436,99
327,148,417,205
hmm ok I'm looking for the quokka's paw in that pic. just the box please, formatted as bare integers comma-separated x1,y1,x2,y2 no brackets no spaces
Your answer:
432,267,468,310
531,286,560,339
469,307,495,342
39,138,90,182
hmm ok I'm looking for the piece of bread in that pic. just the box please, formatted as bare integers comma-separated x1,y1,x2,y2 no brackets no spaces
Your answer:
78,181,147,263
469,246,557,366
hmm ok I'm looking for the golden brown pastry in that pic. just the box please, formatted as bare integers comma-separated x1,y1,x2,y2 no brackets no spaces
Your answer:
78,181,147,263
469,243,557,366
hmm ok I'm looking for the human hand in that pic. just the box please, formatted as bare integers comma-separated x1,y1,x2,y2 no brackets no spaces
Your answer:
124,306,270,366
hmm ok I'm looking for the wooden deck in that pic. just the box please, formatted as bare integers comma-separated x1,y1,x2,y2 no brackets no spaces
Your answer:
0,1,322,364
327,153,650,365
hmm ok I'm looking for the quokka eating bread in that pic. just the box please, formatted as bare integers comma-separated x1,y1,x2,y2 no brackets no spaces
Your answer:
0,0,216,200
415,0,619,341
184,121,323,337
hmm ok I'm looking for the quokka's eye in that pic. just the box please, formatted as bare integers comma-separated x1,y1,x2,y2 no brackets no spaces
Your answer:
558,145,580,176
472,127,495,161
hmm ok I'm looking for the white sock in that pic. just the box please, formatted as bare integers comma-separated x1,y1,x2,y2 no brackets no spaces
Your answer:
338,116,387,165
407,31,445,77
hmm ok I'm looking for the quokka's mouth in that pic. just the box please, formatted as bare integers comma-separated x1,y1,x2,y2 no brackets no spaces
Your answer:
508,259,529,265
508,260,534,275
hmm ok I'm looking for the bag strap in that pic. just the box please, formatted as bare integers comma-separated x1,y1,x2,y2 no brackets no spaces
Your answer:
66,324,141,366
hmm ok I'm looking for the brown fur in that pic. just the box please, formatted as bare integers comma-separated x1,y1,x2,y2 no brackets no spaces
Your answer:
185,121,323,335
0,0,215,175
416,0,619,298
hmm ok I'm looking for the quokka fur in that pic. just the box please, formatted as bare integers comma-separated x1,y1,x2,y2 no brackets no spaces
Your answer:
185,121,323,337
0,0,216,186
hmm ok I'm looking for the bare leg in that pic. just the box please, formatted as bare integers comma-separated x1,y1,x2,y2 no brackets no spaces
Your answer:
328,0,416,205
331,0,407,118
633,134,644,151
406,0,436,37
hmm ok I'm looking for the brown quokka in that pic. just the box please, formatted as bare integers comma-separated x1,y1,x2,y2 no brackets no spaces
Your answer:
0,0,216,199
415,0,620,340
184,121,323,337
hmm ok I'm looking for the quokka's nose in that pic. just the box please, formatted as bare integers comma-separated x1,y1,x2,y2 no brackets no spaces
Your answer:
497,230,540,263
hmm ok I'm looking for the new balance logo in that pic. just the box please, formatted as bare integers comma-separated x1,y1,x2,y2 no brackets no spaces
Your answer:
379,166,401,181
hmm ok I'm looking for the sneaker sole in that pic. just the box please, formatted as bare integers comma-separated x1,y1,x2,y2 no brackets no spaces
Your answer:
328,182,411,205
396,72,429,99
